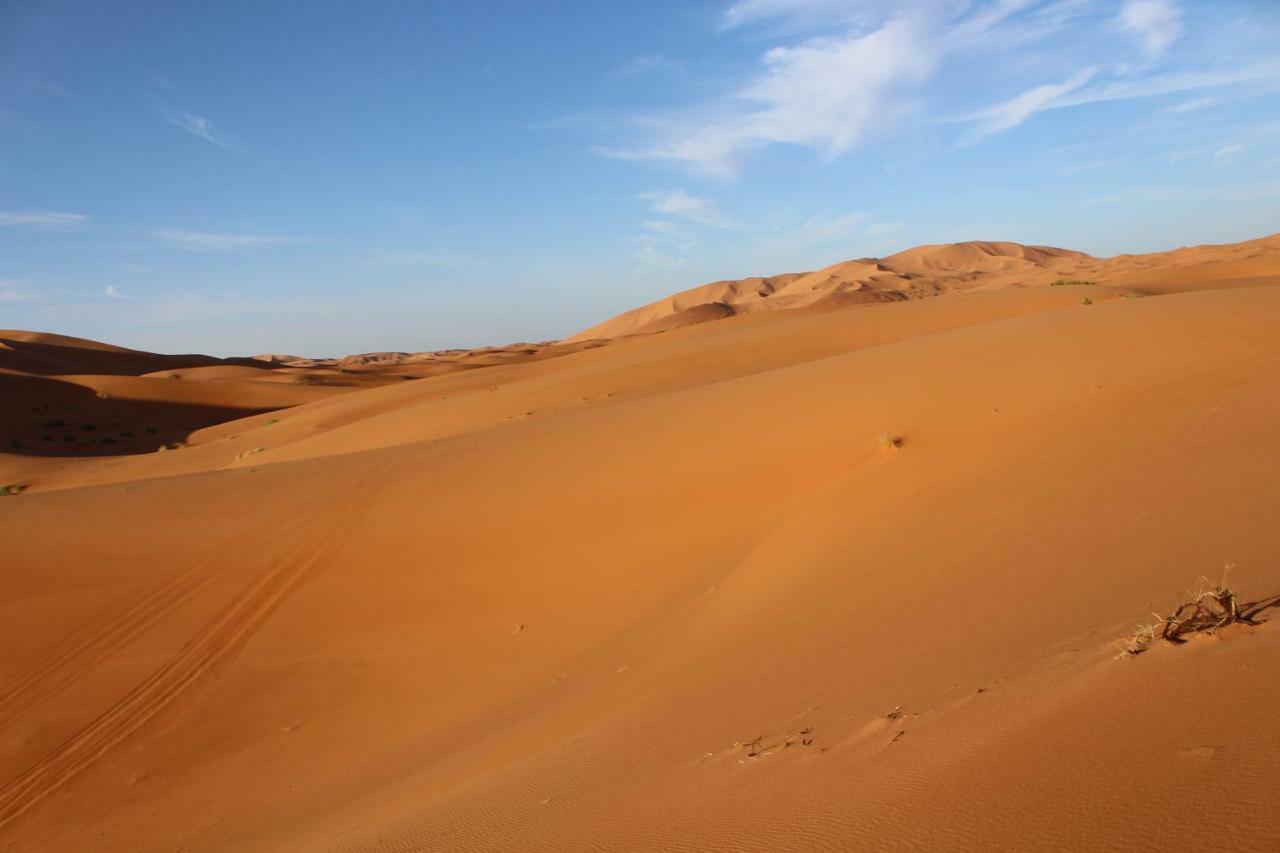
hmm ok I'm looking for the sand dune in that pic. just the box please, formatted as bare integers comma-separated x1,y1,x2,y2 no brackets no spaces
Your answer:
568,232,1280,341
2,234,1280,851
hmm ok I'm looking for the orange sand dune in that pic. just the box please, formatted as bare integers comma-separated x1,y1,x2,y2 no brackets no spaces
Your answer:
568,232,1280,341
2,234,1280,851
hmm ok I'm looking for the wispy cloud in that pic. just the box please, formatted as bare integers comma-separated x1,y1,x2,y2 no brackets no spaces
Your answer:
641,190,735,227
967,68,1097,138
963,62,1280,137
790,211,873,246
719,0,886,32
368,249,472,268
1167,96,1216,114
1120,0,1183,58
1080,181,1280,207
0,210,89,228
104,285,131,300
1057,64,1280,109
618,54,684,76
153,229,294,252
605,16,939,177
634,219,698,267
166,109,226,147
591,0,1278,177
0,280,33,304
1212,142,1246,164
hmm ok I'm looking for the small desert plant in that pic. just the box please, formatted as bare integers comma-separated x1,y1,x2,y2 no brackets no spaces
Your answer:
1,483,26,496
265,419,279,426
1051,279,1096,286
1121,622,1159,656
1120,570,1280,657
1081,297,1092,306
875,433,904,451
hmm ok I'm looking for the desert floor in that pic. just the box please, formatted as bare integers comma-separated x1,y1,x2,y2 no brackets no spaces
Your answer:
3,234,1280,851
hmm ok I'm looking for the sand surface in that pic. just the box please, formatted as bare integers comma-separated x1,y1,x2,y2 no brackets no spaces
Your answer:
3,234,1280,851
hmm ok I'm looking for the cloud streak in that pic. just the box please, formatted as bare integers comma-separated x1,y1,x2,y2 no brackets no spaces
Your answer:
968,68,1097,139
1120,0,1183,58
167,110,226,147
369,249,472,268
606,16,938,177
641,191,735,227
0,210,88,228
591,0,1278,177
153,229,294,252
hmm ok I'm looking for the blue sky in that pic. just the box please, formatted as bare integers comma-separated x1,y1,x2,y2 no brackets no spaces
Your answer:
2,0,1278,356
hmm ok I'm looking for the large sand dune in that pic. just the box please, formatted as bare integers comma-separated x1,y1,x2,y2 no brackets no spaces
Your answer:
3,234,1280,851
567,232,1280,340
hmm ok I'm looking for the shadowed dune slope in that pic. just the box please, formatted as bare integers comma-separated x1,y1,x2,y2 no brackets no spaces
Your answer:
2,240,1280,851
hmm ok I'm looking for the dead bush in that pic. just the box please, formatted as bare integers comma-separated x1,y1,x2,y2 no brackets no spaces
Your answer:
1121,571,1280,657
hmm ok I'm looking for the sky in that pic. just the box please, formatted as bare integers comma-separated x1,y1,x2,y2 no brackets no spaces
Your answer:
1,0,1278,356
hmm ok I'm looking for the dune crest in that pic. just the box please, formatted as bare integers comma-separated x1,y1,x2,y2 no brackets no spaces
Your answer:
568,232,1280,341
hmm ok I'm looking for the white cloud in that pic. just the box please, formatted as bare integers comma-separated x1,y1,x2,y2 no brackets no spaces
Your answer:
1213,143,1246,163
634,219,698,267
154,229,293,252
640,220,688,237
722,0,871,30
105,285,130,299
962,62,1280,138
0,210,88,228
1120,0,1183,58
945,0,1037,43
1167,96,1216,114
369,249,471,267
1059,64,1280,109
1079,182,1280,207
791,211,873,245
0,283,30,304
167,110,226,147
618,54,684,76
641,190,735,227
967,68,1097,138
610,17,939,177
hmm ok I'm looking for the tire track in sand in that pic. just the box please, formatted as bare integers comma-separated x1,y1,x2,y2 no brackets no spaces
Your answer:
0,455,394,834
0,519,299,731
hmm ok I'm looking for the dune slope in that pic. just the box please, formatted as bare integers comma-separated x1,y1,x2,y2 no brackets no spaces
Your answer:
2,238,1280,851
567,232,1280,340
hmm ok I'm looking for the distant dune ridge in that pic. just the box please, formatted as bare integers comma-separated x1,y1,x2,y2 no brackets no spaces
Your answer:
568,233,1280,340
3,232,1280,851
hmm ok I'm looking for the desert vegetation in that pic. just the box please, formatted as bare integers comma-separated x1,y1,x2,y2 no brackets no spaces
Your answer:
1122,573,1280,657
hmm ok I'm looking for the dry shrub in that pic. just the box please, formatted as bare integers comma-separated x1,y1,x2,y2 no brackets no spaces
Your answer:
1121,570,1280,657
875,434,903,452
